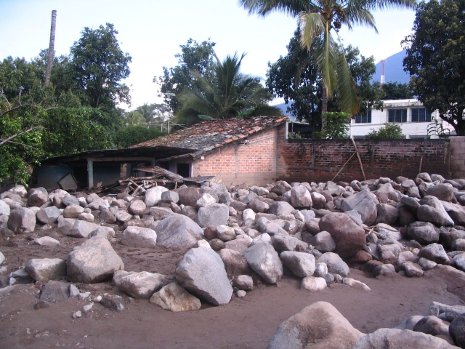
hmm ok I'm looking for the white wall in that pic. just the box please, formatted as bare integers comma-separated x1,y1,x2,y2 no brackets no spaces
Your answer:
350,99,455,139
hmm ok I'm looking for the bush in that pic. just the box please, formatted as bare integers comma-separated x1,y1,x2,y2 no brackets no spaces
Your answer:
115,126,165,148
367,123,405,140
316,112,350,139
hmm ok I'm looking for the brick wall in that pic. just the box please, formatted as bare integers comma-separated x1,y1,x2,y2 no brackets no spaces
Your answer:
277,126,452,182
192,127,278,185
450,136,465,178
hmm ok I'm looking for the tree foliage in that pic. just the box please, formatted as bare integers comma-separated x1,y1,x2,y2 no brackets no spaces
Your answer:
156,39,216,114
380,82,414,100
267,30,381,129
69,23,131,109
317,112,350,139
241,0,416,119
367,123,405,140
114,126,165,148
403,0,465,135
176,53,279,125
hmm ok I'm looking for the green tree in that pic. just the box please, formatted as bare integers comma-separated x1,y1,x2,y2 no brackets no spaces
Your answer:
69,23,131,109
380,82,414,100
367,123,405,139
318,112,350,138
403,0,465,135
156,39,216,114
114,126,165,148
176,53,280,125
241,0,416,129
267,30,382,129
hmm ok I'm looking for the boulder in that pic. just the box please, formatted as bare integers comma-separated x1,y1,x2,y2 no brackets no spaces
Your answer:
39,280,70,303
196,193,217,207
317,252,349,277
36,206,62,224
177,187,201,206
341,190,379,226
419,243,450,264
269,201,295,218
244,242,283,284
63,204,84,218
417,196,454,227
197,204,229,228
8,207,36,233
268,301,363,349
407,222,440,245
290,184,312,208
449,316,465,348
121,226,158,248
67,236,124,283
0,199,10,216
313,231,336,252
128,199,147,215
58,217,100,238
150,282,201,312
376,203,399,225
353,328,457,349
426,183,455,202
272,234,308,253
319,212,365,258
216,225,236,242
413,315,450,337
233,275,254,291
145,186,168,207
219,248,251,277
402,261,424,277
25,258,66,281
33,236,60,247
161,190,179,203
280,251,315,278
27,187,49,207
156,214,203,250
442,201,465,226
113,270,171,298
301,276,327,291
175,246,232,305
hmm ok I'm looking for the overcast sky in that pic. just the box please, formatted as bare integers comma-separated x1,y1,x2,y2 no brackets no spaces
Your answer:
0,0,416,109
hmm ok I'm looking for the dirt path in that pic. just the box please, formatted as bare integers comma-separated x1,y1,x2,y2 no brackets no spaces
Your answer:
0,268,462,349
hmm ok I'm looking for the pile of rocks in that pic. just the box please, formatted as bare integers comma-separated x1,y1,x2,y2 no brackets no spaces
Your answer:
269,300,465,348
1,172,465,323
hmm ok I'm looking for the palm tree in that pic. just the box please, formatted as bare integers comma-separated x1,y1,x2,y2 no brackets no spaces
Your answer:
241,0,416,130
176,53,280,125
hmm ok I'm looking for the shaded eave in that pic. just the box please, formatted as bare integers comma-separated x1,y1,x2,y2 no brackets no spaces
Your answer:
41,146,196,165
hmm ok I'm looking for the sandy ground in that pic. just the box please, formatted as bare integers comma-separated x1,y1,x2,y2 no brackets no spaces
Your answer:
0,230,464,349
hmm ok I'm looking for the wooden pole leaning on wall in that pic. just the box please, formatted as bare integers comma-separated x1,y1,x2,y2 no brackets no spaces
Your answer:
351,137,366,181
332,152,356,182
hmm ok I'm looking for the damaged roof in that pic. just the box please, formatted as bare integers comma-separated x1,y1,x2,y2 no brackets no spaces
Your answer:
132,116,287,158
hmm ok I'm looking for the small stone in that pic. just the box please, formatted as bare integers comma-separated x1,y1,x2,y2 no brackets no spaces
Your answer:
343,277,371,291
72,310,82,319
79,292,91,300
100,294,125,312
69,284,80,297
236,290,246,298
301,276,327,291
82,303,93,313
93,295,102,302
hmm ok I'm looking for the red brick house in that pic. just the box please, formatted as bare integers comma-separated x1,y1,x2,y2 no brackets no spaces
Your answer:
132,116,288,186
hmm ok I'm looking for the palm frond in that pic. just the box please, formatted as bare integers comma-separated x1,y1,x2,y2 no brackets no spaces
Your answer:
335,50,360,114
299,12,325,49
240,0,310,16
316,34,338,98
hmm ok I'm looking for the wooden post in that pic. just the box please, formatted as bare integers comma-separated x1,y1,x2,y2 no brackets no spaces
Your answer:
45,10,57,86
351,137,366,181
87,159,94,190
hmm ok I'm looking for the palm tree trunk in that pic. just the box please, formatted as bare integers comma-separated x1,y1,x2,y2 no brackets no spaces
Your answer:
45,10,57,86
321,84,328,131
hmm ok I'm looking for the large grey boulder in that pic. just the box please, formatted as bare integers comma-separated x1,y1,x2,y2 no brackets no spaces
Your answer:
36,206,62,224
317,252,349,277
376,203,399,225
58,217,100,238
63,204,84,218
67,236,124,283
8,207,36,233
39,280,70,303
417,196,454,226
175,246,232,305
150,282,201,312
280,251,315,278
290,184,312,208
353,328,458,349
145,186,168,207
244,242,283,284
156,214,203,249
407,221,440,245
313,231,336,252
219,248,251,277
25,258,66,281
419,243,450,264
319,212,365,258
442,201,465,226
272,234,308,253
426,183,455,202
268,301,363,349
177,187,201,206
197,203,229,227
341,189,379,226
128,199,147,215
449,316,465,348
113,270,171,298
121,226,157,248
27,187,49,207
0,199,10,216
269,201,295,218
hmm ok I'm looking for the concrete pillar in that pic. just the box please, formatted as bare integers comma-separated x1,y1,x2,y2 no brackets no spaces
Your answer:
87,159,94,190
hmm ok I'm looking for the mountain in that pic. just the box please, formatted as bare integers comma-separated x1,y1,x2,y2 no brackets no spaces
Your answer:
372,50,410,84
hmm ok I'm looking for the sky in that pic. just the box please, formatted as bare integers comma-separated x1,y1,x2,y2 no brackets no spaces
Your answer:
0,0,416,110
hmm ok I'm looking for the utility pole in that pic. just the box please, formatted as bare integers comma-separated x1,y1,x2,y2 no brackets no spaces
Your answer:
45,10,57,86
